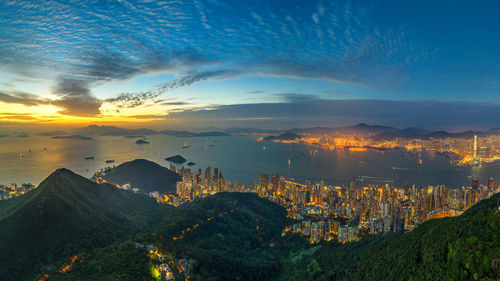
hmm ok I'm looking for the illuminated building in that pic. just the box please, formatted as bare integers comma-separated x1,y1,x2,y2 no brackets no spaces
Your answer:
472,178,479,190
488,178,495,190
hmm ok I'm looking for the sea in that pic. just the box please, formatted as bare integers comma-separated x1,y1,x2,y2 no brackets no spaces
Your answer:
1,134,499,188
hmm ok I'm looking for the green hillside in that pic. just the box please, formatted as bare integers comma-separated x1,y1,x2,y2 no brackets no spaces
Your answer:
103,159,182,194
0,168,162,281
0,167,498,281
286,193,500,281
50,192,289,281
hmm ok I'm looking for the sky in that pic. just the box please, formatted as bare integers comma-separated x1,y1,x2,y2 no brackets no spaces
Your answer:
0,0,499,130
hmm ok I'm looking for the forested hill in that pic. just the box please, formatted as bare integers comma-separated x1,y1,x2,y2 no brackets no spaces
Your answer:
102,159,182,194
0,168,162,281
51,192,290,281
286,192,500,281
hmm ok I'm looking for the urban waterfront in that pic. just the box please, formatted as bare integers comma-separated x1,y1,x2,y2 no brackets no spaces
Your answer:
1,134,500,188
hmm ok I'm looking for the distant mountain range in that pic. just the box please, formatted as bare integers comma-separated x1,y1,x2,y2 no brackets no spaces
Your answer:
72,125,230,137
0,166,498,280
102,159,182,194
27,123,500,141
266,123,500,141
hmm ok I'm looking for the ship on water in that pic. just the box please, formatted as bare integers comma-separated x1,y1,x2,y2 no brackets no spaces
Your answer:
85,156,94,160
182,141,189,148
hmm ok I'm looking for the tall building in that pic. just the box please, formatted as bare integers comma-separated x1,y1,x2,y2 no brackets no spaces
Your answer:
472,178,479,190
473,135,478,160
488,178,495,190
271,172,279,192
204,167,211,182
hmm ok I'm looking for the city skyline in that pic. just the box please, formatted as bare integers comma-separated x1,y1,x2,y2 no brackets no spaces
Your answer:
1,1,500,129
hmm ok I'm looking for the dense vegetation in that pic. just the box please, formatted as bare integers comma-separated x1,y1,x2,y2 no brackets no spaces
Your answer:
151,192,289,280
103,159,182,194
0,169,162,281
52,192,289,281
0,167,498,281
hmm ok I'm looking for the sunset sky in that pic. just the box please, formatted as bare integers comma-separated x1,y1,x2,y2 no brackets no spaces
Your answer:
1,0,499,130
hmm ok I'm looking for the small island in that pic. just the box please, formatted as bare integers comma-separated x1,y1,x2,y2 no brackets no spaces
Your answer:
51,135,93,140
165,154,187,164
187,162,196,166
135,139,150,144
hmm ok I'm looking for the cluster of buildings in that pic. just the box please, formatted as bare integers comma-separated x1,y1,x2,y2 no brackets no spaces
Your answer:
134,242,190,281
0,183,36,200
171,165,499,244
275,133,500,167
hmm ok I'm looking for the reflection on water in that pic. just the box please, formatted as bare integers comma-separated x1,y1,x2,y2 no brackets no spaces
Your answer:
0,135,499,187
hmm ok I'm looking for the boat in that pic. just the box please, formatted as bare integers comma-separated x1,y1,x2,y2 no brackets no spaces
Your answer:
105,160,115,164
182,141,189,148
85,156,94,160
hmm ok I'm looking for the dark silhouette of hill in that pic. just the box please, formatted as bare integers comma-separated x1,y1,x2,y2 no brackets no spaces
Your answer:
0,168,161,281
289,123,400,135
76,125,231,137
165,154,187,164
135,139,150,144
264,132,300,141
51,192,289,281
102,159,182,194
77,125,157,136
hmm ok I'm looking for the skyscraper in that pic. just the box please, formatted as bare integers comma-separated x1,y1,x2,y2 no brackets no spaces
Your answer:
271,172,279,192
488,178,495,190
204,167,211,182
473,135,478,160
260,173,268,189
472,178,479,190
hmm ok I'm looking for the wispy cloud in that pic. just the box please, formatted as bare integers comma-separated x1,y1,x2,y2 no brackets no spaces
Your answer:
106,69,239,108
0,91,49,106
0,0,446,117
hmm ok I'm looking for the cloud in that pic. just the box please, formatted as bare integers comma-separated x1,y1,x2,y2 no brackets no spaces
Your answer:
106,69,239,108
161,101,190,106
51,78,102,116
0,91,49,106
0,0,432,104
129,114,168,119
275,93,320,103
165,99,500,130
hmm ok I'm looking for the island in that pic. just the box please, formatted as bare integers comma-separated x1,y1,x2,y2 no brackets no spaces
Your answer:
135,139,150,144
51,135,93,140
165,154,187,164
